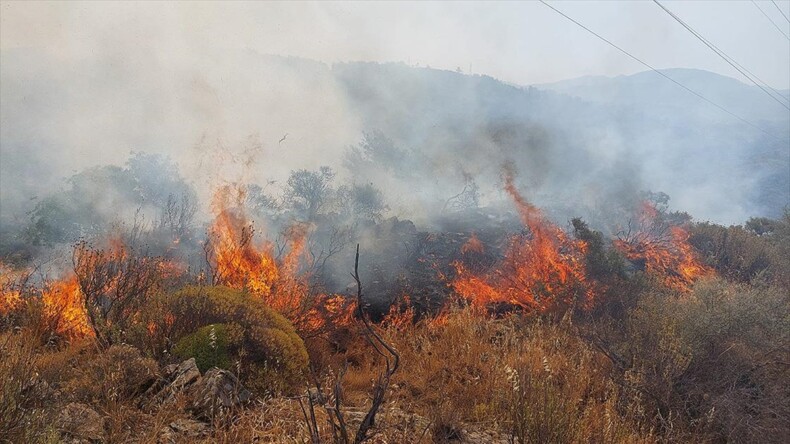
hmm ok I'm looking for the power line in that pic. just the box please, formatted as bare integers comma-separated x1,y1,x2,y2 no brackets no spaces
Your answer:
653,0,789,110
538,1,787,142
751,0,790,41
772,0,790,24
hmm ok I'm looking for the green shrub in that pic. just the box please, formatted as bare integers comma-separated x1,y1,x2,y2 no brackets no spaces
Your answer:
162,286,309,395
172,323,243,372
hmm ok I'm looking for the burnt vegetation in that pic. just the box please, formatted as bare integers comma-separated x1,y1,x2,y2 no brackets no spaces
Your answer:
1,141,789,444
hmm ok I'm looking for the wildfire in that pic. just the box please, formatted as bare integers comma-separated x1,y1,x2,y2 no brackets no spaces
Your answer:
460,233,485,255
0,263,23,315
206,184,355,335
382,295,417,330
451,172,593,312
1,261,93,339
207,184,280,296
614,201,711,291
41,275,93,339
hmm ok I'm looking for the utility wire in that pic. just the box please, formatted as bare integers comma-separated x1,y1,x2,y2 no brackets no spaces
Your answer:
538,1,786,142
772,0,790,24
653,0,790,110
751,0,790,41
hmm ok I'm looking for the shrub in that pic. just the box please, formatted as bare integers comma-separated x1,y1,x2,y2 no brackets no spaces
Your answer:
59,344,159,405
689,222,772,284
172,323,244,373
161,286,309,395
673,279,790,442
356,309,651,443
600,278,790,442
0,332,59,443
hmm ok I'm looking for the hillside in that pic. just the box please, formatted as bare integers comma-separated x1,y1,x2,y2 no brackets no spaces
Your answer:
2,53,788,227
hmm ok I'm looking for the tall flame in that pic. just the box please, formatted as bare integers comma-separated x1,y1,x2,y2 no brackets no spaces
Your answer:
207,184,280,296
0,263,23,315
41,274,93,339
451,172,593,312
206,184,355,335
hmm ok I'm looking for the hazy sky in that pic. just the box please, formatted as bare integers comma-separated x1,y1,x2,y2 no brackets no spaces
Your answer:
2,1,789,89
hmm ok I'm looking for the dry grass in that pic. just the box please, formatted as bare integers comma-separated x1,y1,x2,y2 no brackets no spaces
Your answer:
2,276,787,443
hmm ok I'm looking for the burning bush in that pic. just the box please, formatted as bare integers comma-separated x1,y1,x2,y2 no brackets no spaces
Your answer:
451,172,593,314
204,184,356,338
614,201,711,292
72,239,168,347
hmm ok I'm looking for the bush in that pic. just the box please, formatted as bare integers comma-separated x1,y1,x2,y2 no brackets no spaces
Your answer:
689,222,772,284
173,323,244,373
161,286,309,395
365,310,650,443
0,332,59,443
59,344,159,405
600,278,790,442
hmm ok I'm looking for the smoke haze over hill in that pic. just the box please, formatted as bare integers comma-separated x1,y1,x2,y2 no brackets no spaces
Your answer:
1,1,788,231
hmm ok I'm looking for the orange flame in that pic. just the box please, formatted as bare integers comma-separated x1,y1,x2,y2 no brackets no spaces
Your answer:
461,233,485,255
207,184,280,296
614,201,711,291
451,172,593,312
0,263,23,315
206,184,356,335
382,294,416,330
41,274,93,339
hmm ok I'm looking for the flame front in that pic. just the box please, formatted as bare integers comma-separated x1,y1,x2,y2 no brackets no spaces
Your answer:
614,201,711,292
206,184,355,335
0,263,23,315
451,173,593,312
41,275,93,339
207,184,280,296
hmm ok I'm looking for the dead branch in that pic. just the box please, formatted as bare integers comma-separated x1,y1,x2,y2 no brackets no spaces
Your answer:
352,243,400,443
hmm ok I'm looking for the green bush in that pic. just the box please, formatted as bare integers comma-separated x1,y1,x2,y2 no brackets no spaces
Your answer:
162,286,309,395
172,323,244,373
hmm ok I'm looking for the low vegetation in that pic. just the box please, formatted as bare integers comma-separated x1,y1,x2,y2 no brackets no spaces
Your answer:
1,162,788,442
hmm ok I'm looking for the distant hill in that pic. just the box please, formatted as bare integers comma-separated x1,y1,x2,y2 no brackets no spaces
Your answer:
332,63,790,223
535,68,790,124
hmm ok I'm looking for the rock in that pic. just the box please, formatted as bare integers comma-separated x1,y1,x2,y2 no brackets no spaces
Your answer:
57,402,105,443
158,418,209,443
141,358,201,410
188,368,251,419
169,358,201,390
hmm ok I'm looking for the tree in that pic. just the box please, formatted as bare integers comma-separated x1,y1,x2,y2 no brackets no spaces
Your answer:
571,218,625,280
337,183,387,222
284,167,336,221
343,131,410,177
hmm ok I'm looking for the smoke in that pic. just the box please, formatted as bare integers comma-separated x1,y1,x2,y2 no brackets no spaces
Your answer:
1,2,788,238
